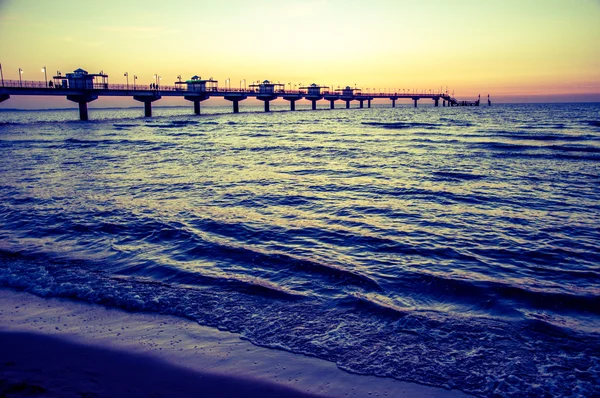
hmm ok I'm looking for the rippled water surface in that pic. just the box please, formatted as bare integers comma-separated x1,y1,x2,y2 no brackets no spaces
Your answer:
1,103,599,397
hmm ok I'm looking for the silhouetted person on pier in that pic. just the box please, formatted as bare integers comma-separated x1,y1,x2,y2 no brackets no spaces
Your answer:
48,81,53,88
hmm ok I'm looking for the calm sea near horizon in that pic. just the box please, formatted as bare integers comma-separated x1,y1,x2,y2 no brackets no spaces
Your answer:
0,103,599,397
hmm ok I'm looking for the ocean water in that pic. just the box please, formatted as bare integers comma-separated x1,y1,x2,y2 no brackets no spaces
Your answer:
0,102,599,397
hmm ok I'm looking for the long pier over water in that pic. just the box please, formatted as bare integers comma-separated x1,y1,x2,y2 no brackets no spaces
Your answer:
0,69,484,121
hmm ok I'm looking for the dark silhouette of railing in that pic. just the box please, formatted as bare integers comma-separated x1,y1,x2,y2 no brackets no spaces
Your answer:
1,79,450,98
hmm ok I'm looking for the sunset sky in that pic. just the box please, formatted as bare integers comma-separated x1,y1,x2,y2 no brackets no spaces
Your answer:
1,0,599,108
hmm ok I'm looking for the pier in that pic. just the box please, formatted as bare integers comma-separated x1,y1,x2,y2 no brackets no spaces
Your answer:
0,68,484,121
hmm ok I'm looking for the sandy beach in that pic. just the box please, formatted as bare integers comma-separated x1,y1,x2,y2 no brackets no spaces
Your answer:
0,289,469,397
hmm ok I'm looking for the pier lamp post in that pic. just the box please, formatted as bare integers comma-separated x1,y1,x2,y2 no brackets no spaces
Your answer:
18,68,23,87
158,76,161,89
0,63,4,87
243,79,246,91
124,72,129,90
177,75,182,83
153,74,158,87
133,75,137,90
42,67,47,87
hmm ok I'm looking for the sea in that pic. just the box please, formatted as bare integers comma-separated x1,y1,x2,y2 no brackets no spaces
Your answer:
0,102,599,397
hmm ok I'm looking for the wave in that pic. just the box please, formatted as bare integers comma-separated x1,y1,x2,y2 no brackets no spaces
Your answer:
183,243,382,291
519,123,568,130
361,121,440,129
112,123,138,130
338,292,411,318
62,137,175,149
114,268,305,301
549,144,600,153
586,120,600,128
438,117,474,127
497,132,597,142
306,130,334,135
430,171,485,181
143,120,200,128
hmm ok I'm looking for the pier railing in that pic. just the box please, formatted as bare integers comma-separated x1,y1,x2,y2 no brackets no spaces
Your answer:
1,79,449,98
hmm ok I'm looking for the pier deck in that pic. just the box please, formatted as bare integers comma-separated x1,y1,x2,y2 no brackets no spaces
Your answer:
0,79,480,121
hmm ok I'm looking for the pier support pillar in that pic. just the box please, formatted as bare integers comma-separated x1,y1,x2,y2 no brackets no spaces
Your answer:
392,99,396,108
368,99,371,108
257,96,276,113
413,98,418,108
76,101,89,121
359,100,364,109
434,98,439,107
311,100,317,110
330,100,335,109
345,100,350,109
134,94,161,118
67,94,98,121
184,95,209,115
443,100,446,107
283,96,300,111
225,95,248,114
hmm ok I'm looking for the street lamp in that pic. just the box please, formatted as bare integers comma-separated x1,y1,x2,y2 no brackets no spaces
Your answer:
153,74,158,87
226,78,230,90
124,72,129,90
0,63,4,87
42,67,47,87
133,75,137,90
18,68,23,87
177,75,182,83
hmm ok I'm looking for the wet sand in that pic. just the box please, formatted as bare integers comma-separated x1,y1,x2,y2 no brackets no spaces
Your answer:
0,289,469,397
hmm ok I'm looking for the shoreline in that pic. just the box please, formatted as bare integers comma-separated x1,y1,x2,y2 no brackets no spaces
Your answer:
0,289,469,397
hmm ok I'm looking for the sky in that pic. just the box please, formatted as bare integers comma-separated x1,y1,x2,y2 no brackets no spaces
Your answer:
0,0,599,108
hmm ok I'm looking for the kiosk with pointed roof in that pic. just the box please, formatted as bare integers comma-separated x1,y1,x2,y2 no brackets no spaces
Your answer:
335,86,361,109
53,68,108,121
300,83,328,110
174,75,218,93
249,80,284,112
175,75,218,115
